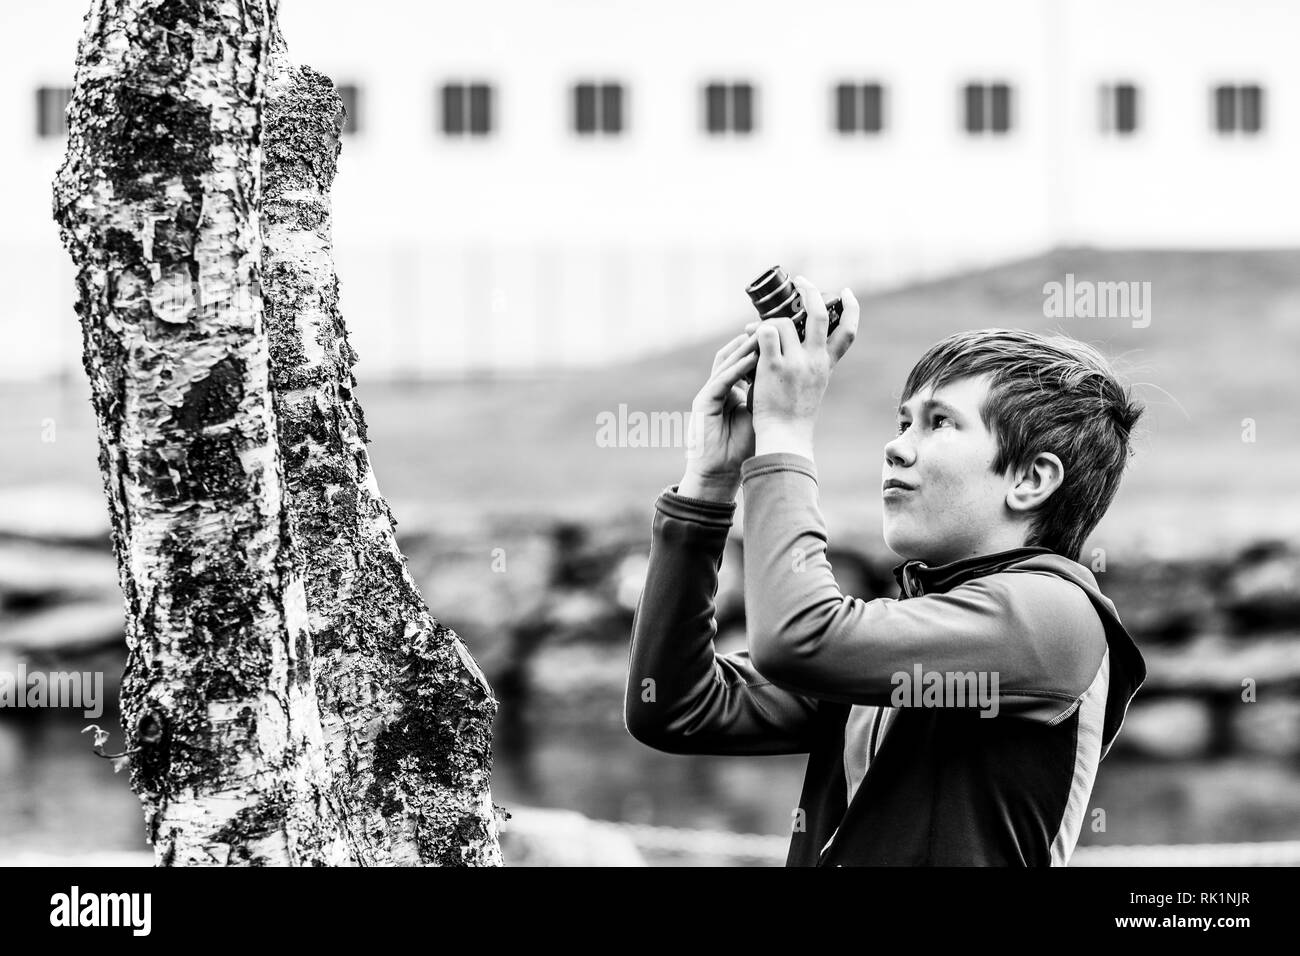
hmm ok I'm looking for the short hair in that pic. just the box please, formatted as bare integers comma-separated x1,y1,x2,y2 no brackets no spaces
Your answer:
899,328,1143,563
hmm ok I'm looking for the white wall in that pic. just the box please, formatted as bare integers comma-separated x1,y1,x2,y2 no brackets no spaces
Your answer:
1,0,1297,378
1058,0,1300,246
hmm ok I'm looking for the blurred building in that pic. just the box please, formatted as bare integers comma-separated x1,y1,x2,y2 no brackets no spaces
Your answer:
3,0,1297,379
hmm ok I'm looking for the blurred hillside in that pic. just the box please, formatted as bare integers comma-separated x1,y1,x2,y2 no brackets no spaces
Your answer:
369,247,1300,562
6,248,1298,561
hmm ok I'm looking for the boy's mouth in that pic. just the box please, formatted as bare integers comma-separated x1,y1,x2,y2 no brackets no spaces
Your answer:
883,478,917,501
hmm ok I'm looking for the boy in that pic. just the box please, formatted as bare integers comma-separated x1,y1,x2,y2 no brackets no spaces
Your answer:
623,276,1147,866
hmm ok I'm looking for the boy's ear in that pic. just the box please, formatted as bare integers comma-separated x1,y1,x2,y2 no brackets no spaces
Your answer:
1005,452,1064,514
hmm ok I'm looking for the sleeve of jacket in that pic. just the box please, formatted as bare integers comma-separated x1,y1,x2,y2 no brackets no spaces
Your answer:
739,453,1108,723
623,484,820,755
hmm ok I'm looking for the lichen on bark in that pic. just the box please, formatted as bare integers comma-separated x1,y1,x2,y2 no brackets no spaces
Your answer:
260,33,504,865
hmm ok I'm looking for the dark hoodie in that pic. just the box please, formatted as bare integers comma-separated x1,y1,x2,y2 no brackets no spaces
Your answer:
624,452,1146,866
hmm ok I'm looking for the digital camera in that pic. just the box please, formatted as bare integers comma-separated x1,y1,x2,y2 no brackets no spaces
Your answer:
744,265,843,338
742,265,843,405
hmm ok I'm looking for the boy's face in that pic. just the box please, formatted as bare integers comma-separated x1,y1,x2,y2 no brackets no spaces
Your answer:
882,373,1026,565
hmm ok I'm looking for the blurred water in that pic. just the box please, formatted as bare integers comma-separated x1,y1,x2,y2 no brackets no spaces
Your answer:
5,690,1300,862
0,706,143,857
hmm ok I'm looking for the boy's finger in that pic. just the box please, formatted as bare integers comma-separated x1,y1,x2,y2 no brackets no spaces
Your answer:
794,275,829,349
770,316,801,357
724,382,751,413
756,323,783,365
712,350,760,393
704,346,759,395
715,331,759,373
828,288,860,365
712,332,750,374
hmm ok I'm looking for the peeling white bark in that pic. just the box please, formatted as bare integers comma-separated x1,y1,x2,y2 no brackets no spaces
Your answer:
54,0,502,866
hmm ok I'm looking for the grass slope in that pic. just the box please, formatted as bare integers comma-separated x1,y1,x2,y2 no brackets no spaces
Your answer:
4,248,1297,557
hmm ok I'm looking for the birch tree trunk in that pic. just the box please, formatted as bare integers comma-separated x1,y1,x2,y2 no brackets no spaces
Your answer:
261,34,502,865
52,0,503,865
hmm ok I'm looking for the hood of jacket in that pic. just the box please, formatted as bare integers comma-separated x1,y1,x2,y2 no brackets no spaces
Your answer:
892,545,1147,756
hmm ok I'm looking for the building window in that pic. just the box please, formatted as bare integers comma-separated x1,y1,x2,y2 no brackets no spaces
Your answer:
442,82,493,136
963,82,1012,134
1213,83,1264,134
336,84,360,135
1100,82,1139,134
704,81,755,134
36,87,73,138
834,82,885,134
573,81,624,135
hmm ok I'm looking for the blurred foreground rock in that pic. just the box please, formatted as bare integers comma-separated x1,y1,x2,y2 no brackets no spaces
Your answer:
1223,540,1300,630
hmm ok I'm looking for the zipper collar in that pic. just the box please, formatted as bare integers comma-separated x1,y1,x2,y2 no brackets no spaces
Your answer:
892,545,1057,598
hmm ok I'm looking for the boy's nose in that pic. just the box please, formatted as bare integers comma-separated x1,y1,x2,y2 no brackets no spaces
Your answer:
884,436,914,467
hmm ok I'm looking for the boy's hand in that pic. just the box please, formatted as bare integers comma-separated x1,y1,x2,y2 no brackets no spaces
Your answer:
678,330,761,502
749,276,860,461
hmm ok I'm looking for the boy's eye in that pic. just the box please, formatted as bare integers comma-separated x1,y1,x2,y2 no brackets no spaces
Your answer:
896,415,951,434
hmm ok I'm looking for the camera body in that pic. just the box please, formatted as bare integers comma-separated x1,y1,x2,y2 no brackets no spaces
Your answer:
744,265,843,339
742,266,843,404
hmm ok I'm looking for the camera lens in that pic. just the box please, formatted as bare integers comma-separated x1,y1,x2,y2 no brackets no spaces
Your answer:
744,266,788,304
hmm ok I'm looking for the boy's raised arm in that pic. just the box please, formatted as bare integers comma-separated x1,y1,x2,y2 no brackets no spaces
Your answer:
738,453,1107,718
623,485,821,755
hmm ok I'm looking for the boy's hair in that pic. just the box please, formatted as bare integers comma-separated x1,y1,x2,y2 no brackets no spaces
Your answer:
900,328,1143,563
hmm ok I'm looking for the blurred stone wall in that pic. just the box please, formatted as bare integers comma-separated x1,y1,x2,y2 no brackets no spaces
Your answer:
4,488,1300,762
